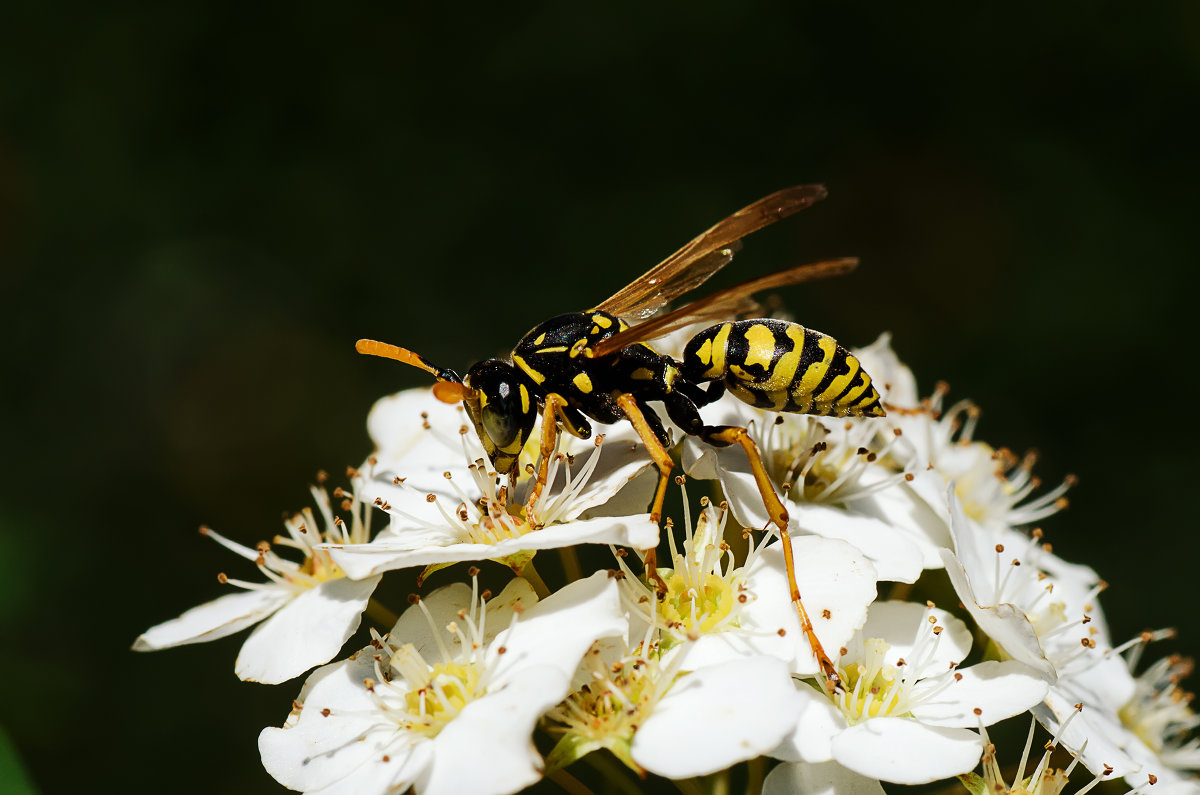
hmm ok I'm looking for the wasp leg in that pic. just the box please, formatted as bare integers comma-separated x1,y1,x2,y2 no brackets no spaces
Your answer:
615,393,671,596
530,393,566,506
700,424,842,693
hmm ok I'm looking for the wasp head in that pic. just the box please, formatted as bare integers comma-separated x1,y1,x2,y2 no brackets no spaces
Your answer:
460,360,538,479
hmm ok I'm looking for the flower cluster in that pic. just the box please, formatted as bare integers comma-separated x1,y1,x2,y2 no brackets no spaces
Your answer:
137,334,1199,794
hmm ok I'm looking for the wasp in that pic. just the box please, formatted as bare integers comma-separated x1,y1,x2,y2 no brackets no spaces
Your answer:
357,185,884,689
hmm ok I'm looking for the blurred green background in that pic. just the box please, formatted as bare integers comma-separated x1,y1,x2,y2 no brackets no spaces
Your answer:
4,2,1200,792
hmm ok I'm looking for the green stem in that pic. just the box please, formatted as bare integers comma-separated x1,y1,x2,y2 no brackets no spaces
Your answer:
558,544,583,582
548,768,595,795
673,778,705,795
711,769,729,795
365,597,399,628
746,758,765,794
888,581,913,601
582,752,643,795
523,560,553,598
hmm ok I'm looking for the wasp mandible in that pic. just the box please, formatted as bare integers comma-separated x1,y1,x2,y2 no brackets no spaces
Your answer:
357,186,885,689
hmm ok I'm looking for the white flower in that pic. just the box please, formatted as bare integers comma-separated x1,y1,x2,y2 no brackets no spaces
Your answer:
940,488,1110,683
1037,644,1200,791
324,390,658,580
763,760,885,795
771,600,1049,785
959,715,1121,795
854,335,1074,536
614,490,878,676
134,481,381,684
545,636,806,779
682,396,935,583
259,571,626,795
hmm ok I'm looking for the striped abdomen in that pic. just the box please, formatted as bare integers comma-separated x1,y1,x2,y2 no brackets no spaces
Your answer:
681,319,884,417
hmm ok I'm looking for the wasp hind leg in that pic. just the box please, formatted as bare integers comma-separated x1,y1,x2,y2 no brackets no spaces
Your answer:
693,420,843,693
615,393,672,596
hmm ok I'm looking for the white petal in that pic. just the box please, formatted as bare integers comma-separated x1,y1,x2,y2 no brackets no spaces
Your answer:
853,334,918,408
487,571,626,689
632,656,805,778
940,548,1055,681
859,600,972,677
788,503,924,584
260,655,429,793
519,436,654,523
422,667,567,795
764,760,887,795
1034,681,1143,778
388,578,537,665
326,514,658,579
771,684,846,764
850,478,952,569
910,660,1048,728
580,466,657,522
236,576,381,684
367,388,471,467
132,587,292,651
744,537,878,675
831,718,983,784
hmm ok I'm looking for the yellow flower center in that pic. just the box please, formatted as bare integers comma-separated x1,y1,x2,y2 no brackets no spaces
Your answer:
832,638,908,723
659,571,735,635
567,659,657,741
400,661,483,737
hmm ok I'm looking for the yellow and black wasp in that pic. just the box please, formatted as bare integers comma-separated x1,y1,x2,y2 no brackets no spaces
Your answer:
356,185,885,688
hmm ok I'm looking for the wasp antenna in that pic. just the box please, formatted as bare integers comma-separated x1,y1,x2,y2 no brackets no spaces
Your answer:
355,339,443,378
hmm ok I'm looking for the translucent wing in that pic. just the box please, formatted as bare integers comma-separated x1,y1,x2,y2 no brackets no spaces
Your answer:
588,257,859,359
592,185,828,320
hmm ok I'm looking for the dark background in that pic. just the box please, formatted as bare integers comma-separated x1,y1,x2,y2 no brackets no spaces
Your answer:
3,2,1199,792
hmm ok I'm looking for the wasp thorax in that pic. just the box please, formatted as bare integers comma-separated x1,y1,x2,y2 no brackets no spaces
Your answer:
463,360,537,474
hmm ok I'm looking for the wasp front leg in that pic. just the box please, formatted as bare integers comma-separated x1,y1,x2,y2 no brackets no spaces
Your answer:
529,393,592,507
615,393,672,595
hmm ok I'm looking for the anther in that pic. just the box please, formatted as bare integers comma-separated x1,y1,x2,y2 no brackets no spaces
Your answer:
407,594,421,605
426,494,437,503
777,629,787,637
346,466,360,478
217,572,228,584
480,590,492,601
467,566,480,577
822,609,831,619
321,707,331,717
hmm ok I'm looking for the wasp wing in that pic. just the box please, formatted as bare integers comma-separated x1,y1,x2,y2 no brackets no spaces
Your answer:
588,257,859,359
592,185,828,320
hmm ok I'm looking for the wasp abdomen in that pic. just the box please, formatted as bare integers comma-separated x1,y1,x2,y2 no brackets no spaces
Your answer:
681,319,884,418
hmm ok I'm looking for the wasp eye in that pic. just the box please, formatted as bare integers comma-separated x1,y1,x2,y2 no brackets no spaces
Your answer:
482,405,518,447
